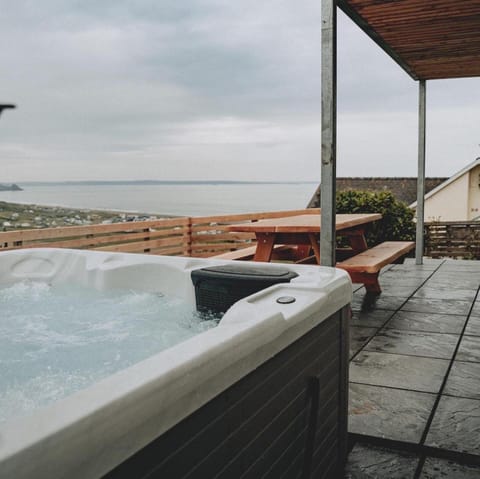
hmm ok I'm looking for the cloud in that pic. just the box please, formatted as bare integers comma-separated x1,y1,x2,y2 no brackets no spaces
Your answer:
0,1,479,182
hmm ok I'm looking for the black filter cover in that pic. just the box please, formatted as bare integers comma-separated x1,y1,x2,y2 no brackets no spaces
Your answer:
191,264,298,315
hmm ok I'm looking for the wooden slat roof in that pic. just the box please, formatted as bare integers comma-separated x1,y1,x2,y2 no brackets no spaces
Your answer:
338,0,480,80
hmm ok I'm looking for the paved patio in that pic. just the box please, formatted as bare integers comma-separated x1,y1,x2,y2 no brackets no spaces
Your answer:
344,258,480,478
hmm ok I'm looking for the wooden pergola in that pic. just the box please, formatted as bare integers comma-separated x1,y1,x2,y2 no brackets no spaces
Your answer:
321,0,480,266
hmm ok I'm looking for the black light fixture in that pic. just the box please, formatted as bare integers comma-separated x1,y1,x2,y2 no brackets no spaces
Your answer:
0,104,16,118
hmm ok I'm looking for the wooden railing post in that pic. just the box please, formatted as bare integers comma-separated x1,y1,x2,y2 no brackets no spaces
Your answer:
184,217,192,257
143,228,151,253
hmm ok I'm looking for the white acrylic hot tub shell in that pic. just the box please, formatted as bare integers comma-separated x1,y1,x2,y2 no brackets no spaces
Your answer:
0,248,351,479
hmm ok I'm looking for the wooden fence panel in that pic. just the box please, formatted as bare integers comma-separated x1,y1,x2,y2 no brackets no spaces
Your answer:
190,209,320,257
0,209,319,258
424,221,480,259
0,217,190,256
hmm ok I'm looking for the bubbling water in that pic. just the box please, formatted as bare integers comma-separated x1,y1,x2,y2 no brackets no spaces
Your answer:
0,280,218,424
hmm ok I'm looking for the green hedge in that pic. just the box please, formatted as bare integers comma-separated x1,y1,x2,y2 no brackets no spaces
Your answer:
336,190,415,246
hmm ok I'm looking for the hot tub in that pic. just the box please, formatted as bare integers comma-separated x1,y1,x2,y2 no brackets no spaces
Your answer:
0,248,351,479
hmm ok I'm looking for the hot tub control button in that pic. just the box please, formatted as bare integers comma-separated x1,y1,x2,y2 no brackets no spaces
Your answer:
276,296,296,304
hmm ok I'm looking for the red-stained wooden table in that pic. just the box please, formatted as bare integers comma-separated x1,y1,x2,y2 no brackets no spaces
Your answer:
227,213,382,263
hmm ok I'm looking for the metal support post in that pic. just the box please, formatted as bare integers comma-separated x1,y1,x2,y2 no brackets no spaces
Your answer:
415,80,426,265
320,0,337,267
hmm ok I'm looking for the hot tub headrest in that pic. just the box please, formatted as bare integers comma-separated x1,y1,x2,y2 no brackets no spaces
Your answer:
191,264,298,315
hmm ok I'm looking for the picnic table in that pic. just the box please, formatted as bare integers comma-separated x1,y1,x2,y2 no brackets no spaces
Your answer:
225,213,414,294
226,213,381,262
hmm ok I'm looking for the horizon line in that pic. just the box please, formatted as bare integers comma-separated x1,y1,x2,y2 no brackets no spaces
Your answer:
10,180,318,185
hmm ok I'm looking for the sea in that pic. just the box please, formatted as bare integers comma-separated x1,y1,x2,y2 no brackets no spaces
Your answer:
0,181,318,217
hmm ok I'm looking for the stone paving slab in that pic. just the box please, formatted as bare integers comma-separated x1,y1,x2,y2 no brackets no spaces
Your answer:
351,309,394,328
439,261,480,272
374,284,421,297
344,443,418,478
364,329,459,360
426,276,480,290
403,257,444,263
470,302,480,317
350,326,377,358
399,258,444,269
420,457,480,478
401,297,473,316
456,335,480,362
444,361,480,400
388,261,436,271
349,383,435,443
464,316,480,336
434,274,480,283
384,310,466,334
426,396,480,455
351,294,407,312
413,286,478,302
379,271,432,281
350,351,449,393
375,276,427,286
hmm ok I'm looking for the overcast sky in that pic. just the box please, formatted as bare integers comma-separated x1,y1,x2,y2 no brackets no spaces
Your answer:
1,0,479,182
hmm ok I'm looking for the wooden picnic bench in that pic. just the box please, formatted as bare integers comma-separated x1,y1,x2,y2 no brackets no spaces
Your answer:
336,241,415,293
214,213,415,294
213,240,414,293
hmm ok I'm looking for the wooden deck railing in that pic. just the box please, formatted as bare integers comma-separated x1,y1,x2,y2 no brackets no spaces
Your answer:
5,214,479,260
0,208,320,257
424,221,480,259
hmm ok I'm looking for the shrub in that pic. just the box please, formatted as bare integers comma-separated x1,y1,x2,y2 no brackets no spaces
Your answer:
335,190,415,246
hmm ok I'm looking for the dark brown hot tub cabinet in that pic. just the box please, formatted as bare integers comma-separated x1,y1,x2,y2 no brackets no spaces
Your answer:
105,307,349,479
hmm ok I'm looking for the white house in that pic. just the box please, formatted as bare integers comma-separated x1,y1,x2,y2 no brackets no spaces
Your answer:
411,158,480,222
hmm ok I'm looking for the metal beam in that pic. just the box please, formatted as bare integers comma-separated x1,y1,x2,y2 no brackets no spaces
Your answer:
320,0,337,267
415,80,427,264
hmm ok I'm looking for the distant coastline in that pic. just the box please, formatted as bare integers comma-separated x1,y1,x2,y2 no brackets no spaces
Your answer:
0,181,315,217
0,183,22,192
17,180,316,187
